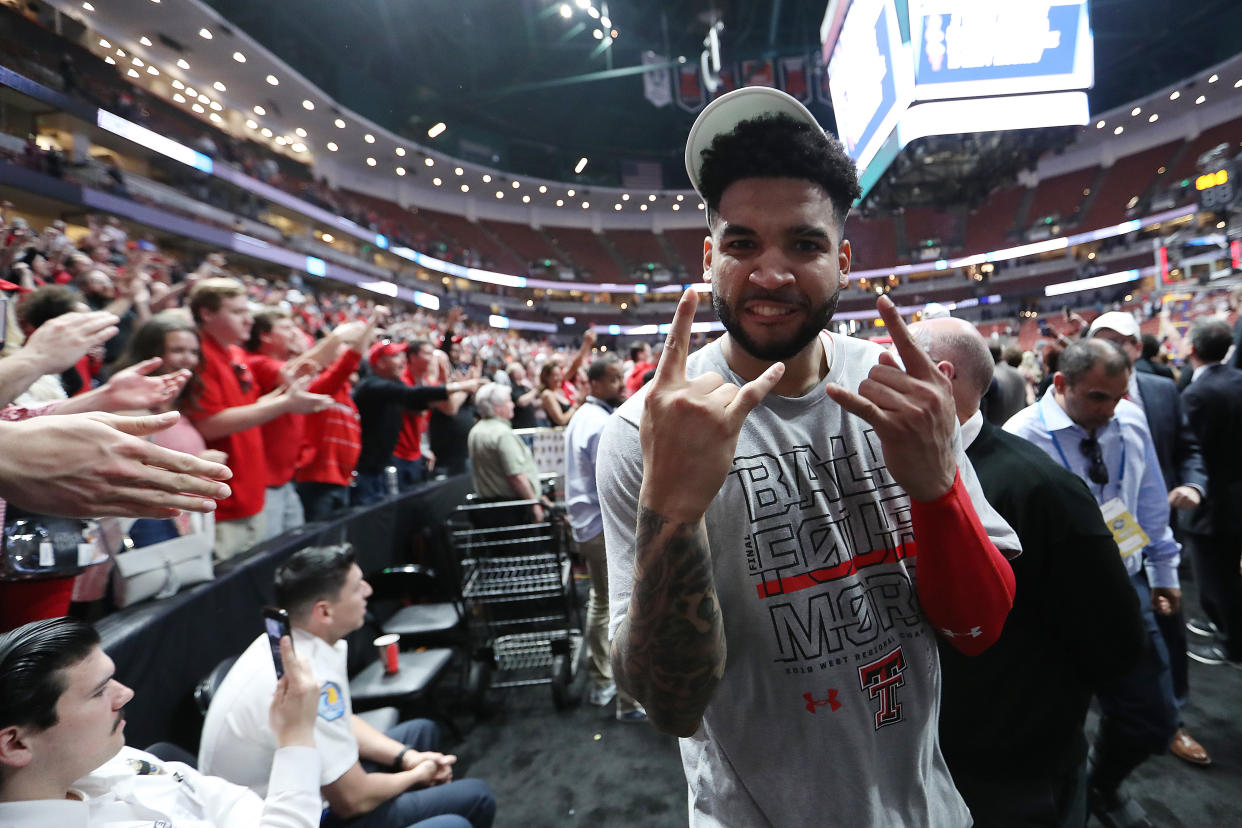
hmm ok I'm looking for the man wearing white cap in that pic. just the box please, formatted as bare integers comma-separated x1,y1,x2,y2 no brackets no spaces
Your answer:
1088,311,1210,767
597,87,1020,827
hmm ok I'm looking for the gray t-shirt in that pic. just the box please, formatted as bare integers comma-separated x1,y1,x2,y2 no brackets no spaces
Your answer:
598,333,1019,828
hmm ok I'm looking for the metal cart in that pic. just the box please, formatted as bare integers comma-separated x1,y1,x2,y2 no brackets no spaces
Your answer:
452,496,583,709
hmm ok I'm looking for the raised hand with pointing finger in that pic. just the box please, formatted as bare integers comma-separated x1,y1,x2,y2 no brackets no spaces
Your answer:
825,294,957,502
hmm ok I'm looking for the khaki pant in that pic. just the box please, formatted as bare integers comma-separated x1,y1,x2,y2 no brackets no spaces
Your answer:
214,512,266,562
576,532,639,714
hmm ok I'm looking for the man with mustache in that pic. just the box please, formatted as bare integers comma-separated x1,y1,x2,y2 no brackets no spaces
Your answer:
597,87,1020,827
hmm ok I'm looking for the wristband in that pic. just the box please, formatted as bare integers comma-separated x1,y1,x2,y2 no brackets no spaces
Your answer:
392,747,411,772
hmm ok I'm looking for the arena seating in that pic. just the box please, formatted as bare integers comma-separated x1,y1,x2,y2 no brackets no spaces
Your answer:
479,218,563,272
964,186,1027,253
1025,165,1099,232
1078,141,1179,228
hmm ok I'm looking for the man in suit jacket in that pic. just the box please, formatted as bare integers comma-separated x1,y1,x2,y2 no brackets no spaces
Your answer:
915,318,1145,828
981,342,1029,425
1088,311,1211,766
1180,318,1242,668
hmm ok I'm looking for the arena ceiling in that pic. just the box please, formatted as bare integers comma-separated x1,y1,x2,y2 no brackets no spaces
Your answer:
198,0,1242,187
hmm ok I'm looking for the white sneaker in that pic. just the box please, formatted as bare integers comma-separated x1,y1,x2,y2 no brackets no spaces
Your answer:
588,682,617,706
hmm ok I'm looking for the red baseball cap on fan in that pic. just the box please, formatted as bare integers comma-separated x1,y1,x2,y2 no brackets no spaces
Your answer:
368,341,407,366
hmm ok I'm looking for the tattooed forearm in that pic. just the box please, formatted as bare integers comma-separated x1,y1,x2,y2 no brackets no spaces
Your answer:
612,505,725,737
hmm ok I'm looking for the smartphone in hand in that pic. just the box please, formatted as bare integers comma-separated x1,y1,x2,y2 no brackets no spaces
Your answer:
263,607,293,678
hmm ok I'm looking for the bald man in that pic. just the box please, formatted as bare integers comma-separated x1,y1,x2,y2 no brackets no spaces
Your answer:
913,318,1144,828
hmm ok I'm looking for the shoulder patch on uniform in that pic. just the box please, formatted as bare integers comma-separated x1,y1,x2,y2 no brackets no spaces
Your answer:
318,681,346,721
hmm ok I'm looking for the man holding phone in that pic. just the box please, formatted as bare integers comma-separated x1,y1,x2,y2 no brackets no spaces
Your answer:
199,545,495,828
0,616,324,827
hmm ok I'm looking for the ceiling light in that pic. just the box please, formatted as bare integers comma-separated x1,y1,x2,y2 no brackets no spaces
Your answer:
326,142,338,151
116,48,126,57
334,119,346,129
265,75,279,85
698,203,705,210
245,119,257,129
302,100,315,111
567,189,576,196
482,174,492,183
254,105,266,116
496,191,504,199
197,94,209,104
1131,106,1141,116
560,4,572,18
455,167,464,176
1148,113,1159,123
522,195,531,203
127,68,140,78
319,233,335,243
672,204,680,211
82,2,94,11
364,134,375,143
99,39,110,48
1170,90,1180,100
132,58,144,67
260,127,273,137
640,204,648,211
593,28,604,39
461,184,470,193
614,204,622,211
539,185,548,194
199,28,212,39
582,201,590,209
173,93,186,103
575,0,589,8
601,15,611,26
366,157,377,166
395,147,406,157
621,193,630,201
139,36,152,46
1209,74,1219,83
191,102,204,112
556,199,564,207
396,167,406,176
147,65,158,76
1095,120,1105,129
424,157,434,167
648,194,657,201
209,101,222,111
104,56,115,65
427,122,447,138
233,52,246,63
209,113,222,123
512,180,520,188
214,81,226,92
292,127,306,138
588,7,600,18
289,143,304,153
433,177,442,186
1195,95,1206,104
172,79,183,89
275,136,287,146
1236,79,1242,88
185,87,197,97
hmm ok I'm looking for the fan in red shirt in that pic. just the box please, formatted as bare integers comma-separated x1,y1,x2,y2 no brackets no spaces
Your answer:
187,278,331,561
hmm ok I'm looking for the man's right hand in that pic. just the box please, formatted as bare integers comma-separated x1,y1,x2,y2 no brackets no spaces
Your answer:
269,636,319,748
23,311,119,374
638,288,784,523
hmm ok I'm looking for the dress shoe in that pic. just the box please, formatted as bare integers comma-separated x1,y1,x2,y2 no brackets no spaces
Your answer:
1187,642,1242,668
1169,728,1211,766
1185,617,1219,638
1088,786,1154,828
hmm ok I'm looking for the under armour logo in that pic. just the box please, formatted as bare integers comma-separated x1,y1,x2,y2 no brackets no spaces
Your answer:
940,626,982,639
803,688,842,713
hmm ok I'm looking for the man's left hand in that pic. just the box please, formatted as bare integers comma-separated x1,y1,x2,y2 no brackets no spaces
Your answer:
826,295,957,502
1152,586,1182,615
402,749,455,784
1167,486,1201,510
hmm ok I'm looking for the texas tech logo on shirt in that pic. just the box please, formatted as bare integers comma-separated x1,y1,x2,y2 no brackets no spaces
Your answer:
859,648,907,729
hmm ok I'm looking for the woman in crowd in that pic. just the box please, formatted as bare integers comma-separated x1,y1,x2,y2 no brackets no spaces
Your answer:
537,362,577,427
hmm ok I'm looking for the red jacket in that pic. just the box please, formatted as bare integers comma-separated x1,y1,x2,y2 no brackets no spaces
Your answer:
295,349,363,487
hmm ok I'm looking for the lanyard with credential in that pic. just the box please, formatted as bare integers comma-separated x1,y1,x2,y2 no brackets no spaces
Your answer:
1037,403,1125,499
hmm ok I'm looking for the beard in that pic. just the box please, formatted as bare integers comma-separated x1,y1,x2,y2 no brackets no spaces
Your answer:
712,284,842,362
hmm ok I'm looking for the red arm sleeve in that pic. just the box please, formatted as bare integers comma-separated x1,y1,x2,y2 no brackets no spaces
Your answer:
307,349,361,396
910,470,1016,656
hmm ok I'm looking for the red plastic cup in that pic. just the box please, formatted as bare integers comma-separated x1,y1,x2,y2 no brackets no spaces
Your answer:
374,633,400,674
